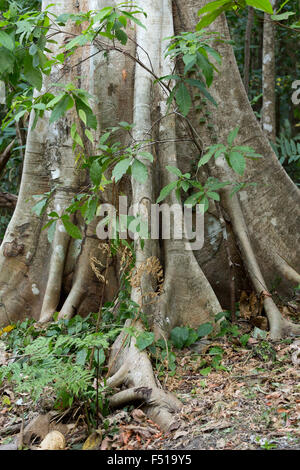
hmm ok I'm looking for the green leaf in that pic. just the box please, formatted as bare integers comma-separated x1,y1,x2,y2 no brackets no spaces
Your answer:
32,198,47,217
76,348,88,366
175,82,192,116
49,94,74,123
209,346,223,355
61,217,82,239
73,132,84,148
85,128,94,143
114,28,127,45
23,54,42,91
229,151,246,175
14,109,27,122
94,348,106,365
198,152,214,167
0,31,14,51
184,191,203,206
185,78,217,106
199,196,209,213
131,159,148,183
118,121,134,130
197,322,213,338
166,165,182,177
196,51,214,87
196,5,230,30
156,181,177,203
74,96,97,130
202,45,222,65
64,34,90,51
183,54,197,74
29,43,38,56
215,311,228,322
0,48,14,74
200,367,211,376
112,158,132,182
172,187,179,203
246,0,273,14
47,93,65,108
171,326,189,349
206,191,220,201
205,178,231,190
240,334,250,347
78,109,87,125
138,151,153,162
227,126,239,145
93,7,113,24
198,0,232,15
271,12,295,20
56,13,72,24
120,11,146,29
185,329,199,347
47,220,57,244
90,160,102,186
233,145,255,153
136,332,155,351
181,180,190,192
84,198,98,224
99,132,110,144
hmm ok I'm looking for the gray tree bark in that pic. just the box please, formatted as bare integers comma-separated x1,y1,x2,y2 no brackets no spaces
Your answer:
0,0,299,429
243,7,254,95
261,0,276,142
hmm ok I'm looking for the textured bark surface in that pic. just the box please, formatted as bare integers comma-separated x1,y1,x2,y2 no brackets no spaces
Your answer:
0,0,299,335
243,7,254,95
261,0,276,142
0,0,118,325
176,0,300,291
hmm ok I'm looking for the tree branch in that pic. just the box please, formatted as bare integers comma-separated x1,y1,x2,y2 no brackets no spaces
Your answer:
0,139,15,177
0,191,17,209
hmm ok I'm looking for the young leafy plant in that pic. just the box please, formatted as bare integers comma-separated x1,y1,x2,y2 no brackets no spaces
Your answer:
156,127,262,212
161,30,222,115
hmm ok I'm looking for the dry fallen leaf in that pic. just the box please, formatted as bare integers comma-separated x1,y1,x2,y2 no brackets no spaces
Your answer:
39,431,66,450
131,409,146,421
82,431,102,450
173,430,189,440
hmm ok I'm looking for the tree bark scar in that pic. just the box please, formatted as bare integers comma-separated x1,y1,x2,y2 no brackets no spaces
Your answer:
3,239,24,257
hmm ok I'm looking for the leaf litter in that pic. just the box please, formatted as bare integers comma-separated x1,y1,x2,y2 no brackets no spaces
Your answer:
0,310,299,450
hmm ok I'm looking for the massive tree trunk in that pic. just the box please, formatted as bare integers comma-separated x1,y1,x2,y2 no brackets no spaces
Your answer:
0,0,299,429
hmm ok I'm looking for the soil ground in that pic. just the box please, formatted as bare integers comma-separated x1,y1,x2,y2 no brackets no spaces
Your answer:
1,316,299,451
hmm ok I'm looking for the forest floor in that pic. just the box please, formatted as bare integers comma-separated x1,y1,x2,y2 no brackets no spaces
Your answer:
0,314,299,451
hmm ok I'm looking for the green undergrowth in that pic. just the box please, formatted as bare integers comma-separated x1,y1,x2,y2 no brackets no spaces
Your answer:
0,302,280,427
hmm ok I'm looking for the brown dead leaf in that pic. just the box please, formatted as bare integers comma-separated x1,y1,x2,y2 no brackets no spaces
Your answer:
131,409,146,422
173,430,189,440
251,316,268,330
277,408,291,414
100,436,112,450
200,420,231,432
239,291,252,320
